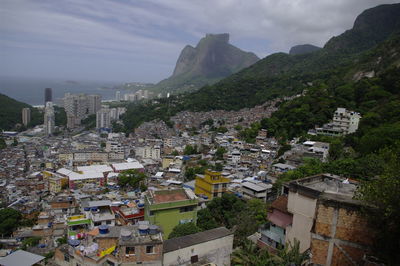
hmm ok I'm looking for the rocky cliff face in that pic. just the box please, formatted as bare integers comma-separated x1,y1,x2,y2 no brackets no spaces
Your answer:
155,33,259,94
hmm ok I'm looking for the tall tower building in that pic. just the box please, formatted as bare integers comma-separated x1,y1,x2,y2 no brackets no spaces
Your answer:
44,88,52,105
22,108,31,126
87,94,102,114
44,102,55,135
115,91,121,101
96,107,111,129
63,93,90,127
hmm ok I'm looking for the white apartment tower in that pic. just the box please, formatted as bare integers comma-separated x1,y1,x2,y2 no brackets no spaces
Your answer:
115,91,121,101
44,102,55,135
22,108,31,126
96,107,111,129
332,108,361,134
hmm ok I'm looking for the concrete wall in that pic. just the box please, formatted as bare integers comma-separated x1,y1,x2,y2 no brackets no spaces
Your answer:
287,191,317,252
163,234,234,266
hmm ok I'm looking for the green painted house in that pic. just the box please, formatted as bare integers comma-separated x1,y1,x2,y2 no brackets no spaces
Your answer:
144,188,198,238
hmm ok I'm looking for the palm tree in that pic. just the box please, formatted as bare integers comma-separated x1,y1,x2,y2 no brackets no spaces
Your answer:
231,239,309,266
277,239,310,266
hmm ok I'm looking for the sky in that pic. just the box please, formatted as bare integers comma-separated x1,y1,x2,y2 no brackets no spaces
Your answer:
1,0,399,83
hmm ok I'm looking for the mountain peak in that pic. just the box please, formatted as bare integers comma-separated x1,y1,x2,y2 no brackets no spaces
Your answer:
157,33,259,93
324,3,400,52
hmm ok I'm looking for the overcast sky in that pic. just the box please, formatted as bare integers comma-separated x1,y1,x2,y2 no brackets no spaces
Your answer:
1,0,398,83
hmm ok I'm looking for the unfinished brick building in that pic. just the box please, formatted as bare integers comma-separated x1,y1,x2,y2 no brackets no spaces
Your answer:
285,174,374,266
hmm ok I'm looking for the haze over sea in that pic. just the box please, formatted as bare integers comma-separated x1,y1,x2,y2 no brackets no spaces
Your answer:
0,76,118,106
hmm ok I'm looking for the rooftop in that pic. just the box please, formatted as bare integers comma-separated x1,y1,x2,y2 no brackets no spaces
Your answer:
0,250,44,266
287,173,357,200
163,227,232,253
153,189,189,204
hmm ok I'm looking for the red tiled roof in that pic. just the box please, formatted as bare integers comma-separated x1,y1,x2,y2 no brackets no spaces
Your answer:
267,209,292,228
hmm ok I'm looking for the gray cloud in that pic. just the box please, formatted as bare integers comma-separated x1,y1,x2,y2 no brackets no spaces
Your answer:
0,0,398,82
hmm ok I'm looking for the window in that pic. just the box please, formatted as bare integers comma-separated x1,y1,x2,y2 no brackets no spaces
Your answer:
146,245,154,254
94,222,101,226
213,192,218,197
222,183,227,188
149,211,154,216
191,255,199,263
126,246,135,255
106,220,112,225
180,206,194,213
64,254,69,262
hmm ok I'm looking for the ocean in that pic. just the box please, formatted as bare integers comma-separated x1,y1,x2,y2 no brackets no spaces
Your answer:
0,76,119,106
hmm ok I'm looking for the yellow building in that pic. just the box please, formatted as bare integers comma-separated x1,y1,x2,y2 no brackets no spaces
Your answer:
195,170,230,199
43,171,68,193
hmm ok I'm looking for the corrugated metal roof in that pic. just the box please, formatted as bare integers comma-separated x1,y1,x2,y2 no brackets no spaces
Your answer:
0,250,44,266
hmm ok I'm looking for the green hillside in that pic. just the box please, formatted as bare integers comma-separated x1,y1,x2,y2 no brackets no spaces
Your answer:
0,94,69,131
0,93,36,130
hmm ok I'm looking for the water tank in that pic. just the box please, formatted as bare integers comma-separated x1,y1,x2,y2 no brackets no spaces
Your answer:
120,229,132,241
137,203,144,208
84,207,91,211
149,225,159,235
91,207,98,212
68,239,80,246
99,225,109,234
138,224,149,235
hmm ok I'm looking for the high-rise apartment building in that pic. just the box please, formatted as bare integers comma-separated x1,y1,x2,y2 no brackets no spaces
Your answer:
44,88,52,105
44,102,55,135
22,108,31,126
115,90,121,101
87,94,101,114
96,107,111,129
63,93,102,128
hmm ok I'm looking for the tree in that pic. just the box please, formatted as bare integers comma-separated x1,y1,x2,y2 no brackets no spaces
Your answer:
118,170,146,189
328,138,344,161
231,239,309,266
22,236,41,250
57,236,67,246
0,138,6,149
234,125,243,131
168,223,201,239
214,163,223,172
197,208,219,231
0,208,22,236
234,199,268,246
215,147,226,160
356,142,400,264
184,144,198,155
12,137,18,146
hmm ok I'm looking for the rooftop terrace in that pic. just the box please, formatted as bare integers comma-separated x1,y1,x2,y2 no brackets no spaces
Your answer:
287,173,357,200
